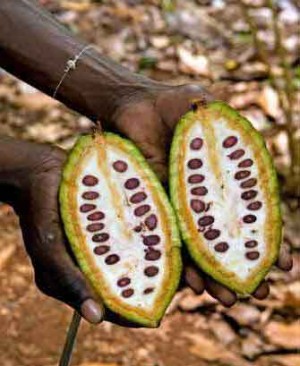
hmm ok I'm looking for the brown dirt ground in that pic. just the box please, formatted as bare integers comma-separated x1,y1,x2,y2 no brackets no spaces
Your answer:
0,206,299,366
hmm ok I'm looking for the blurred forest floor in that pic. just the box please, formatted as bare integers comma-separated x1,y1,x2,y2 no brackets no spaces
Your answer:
0,1,299,366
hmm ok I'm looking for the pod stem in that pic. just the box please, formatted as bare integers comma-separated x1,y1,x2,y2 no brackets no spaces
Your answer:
59,310,82,366
190,98,209,112
92,120,104,136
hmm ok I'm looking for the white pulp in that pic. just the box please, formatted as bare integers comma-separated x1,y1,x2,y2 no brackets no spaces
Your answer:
184,119,266,280
76,148,166,309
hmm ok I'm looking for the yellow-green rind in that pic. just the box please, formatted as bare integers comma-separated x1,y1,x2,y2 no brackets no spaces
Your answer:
60,133,182,327
169,101,281,296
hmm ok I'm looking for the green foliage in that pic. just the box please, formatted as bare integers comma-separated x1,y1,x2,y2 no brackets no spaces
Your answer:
138,56,157,70
161,0,177,13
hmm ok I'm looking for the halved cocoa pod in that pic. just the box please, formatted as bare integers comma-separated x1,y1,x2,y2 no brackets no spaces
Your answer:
169,101,281,295
60,133,181,327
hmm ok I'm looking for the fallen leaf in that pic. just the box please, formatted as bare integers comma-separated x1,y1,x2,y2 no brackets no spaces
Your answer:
0,244,16,271
282,205,300,250
264,321,300,349
241,331,264,359
0,85,15,99
26,123,69,142
230,91,259,109
241,108,269,130
14,93,58,111
150,36,170,49
17,343,40,357
258,85,281,119
184,333,249,366
157,60,177,72
177,47,211,77
260,354,300,366
240,61,269,77
225,303,261,326
208,318,237,345
165,291,186,315
271,131,290,167
76,363,119,366
61,1,92,12
179,291,217,311
274,282,300,309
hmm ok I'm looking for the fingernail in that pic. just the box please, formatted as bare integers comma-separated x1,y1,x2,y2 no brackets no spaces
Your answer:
81,299,104,324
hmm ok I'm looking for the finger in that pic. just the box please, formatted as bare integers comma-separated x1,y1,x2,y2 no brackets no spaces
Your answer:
55,260,104,324
204,276,237,307
156,84,214,128
276,243,293,271
35,254,104,324
115,100,170,182
18,148,104,324
81,299,105,324
184,265,205,294
252,281,270,300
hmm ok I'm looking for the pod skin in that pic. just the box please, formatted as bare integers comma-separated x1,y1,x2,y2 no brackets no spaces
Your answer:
170,101,281,295
60,133,182,327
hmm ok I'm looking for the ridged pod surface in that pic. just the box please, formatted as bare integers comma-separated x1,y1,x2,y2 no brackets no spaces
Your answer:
170,101,281,295
60,133,181,327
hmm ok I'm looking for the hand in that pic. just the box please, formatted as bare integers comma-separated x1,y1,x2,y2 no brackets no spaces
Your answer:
12,143,104,324
110,83,293,306
6,141,152,327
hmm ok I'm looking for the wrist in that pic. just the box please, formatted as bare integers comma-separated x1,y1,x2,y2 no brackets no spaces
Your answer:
59,47,169,124
85,77,166,125
0,0,170,125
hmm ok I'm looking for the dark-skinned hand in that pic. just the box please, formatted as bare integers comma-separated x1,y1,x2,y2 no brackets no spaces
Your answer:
110,83,293,306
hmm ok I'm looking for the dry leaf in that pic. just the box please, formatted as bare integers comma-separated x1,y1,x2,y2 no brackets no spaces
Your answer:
76,363,119,366
179,291,217,311
177,47,211,77
260,354,300,366
0,244,16,271
225,303,261,326
157,60,177,72
274,282,300,309
230,91,259,109
208,318,237,345
165,291,185,315
26,123,69,142
184,333,249,365
150,36,170,49
61,1,92,12
241,332,264,358
264,321,300,349
0,85,14,99
258,85,281,119
14,93,58,111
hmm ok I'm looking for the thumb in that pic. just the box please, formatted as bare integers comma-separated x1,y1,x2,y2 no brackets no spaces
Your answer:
34,254,104,324
156,84,213,129
115,100,171,183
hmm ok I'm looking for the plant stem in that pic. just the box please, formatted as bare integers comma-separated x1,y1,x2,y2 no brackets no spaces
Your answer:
240,1,299,181
267,0,298,178
59,311,82,366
